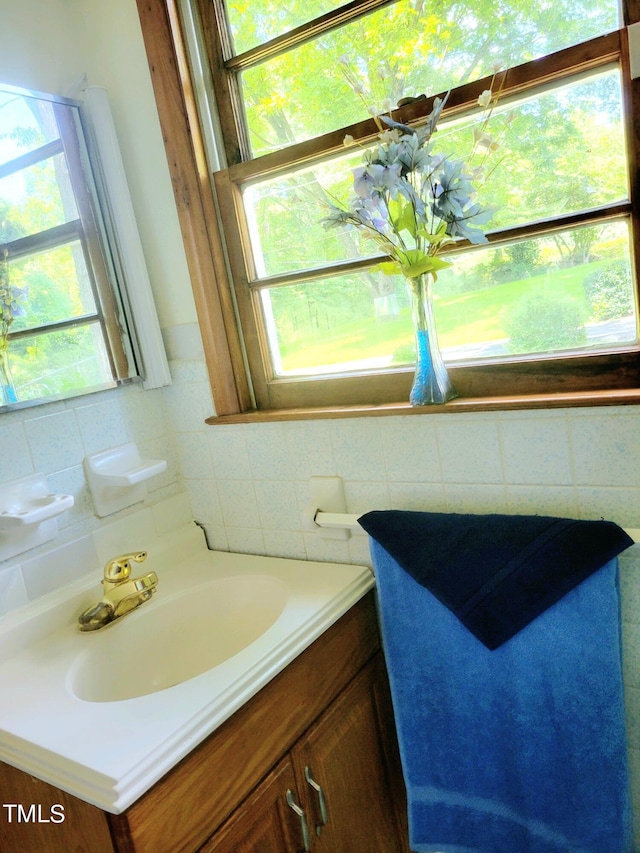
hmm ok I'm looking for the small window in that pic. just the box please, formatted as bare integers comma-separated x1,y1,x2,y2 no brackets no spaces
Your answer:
0,84,140,409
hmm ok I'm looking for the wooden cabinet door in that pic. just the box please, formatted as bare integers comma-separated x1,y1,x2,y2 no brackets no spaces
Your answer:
200,757,307,853
292,655,408,853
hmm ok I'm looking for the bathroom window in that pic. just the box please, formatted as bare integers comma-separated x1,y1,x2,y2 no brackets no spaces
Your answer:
0,85,140,409
145,0,640,414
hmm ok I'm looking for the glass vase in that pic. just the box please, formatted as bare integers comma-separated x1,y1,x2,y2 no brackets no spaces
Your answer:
407,274,456,406
0,348,18,405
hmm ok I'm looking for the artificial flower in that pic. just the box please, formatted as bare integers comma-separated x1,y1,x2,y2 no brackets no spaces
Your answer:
323,91,498,288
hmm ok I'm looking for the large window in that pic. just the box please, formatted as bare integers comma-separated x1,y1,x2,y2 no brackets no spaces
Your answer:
151,0,640,414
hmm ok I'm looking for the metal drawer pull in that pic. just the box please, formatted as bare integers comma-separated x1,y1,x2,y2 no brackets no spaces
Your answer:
304,766,329,833
286,789,311,853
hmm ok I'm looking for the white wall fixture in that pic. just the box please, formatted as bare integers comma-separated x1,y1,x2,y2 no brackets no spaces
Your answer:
302,476,353,540
0,474,74,563
84,443,167,517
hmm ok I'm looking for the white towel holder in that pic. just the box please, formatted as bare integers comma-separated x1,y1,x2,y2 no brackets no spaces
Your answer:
302,477,352,540
312,511,640,544
304,477,640,543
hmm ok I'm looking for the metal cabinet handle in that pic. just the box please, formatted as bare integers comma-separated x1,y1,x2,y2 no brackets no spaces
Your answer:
304,766,329,834
286,789,311,853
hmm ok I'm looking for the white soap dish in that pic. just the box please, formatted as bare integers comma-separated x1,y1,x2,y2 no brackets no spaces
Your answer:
0,474,74,561
84,443,167,517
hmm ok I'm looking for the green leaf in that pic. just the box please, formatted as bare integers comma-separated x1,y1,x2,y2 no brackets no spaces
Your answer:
399,250,452,278
368,251,452,281
372,261,403,276
416,227,454,247
388,196,417,238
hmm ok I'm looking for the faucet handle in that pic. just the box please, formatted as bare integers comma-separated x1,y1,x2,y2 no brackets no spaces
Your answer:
103,551,148,582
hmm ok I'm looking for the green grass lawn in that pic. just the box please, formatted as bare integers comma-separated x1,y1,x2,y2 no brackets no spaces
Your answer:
435,265,590,348
277,262,606,372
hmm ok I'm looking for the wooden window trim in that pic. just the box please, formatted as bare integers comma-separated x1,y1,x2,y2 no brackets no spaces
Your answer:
223,0,398,70
135,0,253,414
135,0,640,421
204,387,640,425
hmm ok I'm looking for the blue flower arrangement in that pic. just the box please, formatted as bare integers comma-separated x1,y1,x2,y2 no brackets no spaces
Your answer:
322,89,499,281
321,82,503,404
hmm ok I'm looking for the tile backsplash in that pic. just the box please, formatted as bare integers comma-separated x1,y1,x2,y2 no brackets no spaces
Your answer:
3,323,640,587
172,343,640,568
193,405,640,569
0,379,180,615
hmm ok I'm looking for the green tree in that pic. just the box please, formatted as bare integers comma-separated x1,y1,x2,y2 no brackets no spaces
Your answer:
232,0,618,155
583,260,634,321
229,1,625,360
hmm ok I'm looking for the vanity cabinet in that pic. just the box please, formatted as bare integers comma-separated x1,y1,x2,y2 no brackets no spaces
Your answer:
0,592,409,853
204,654,405,853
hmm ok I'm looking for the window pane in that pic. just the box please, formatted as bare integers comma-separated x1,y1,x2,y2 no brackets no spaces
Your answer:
5,323,113,403
437,220,636,361
244,148,367,277
241,0,620,156
227,0,345,55
0,92,59,161
262,220,635,376
7,241,97,331
439,67,627,231
0,83,140,411
244,68,627,278
0,153,79,239
261,269,405,375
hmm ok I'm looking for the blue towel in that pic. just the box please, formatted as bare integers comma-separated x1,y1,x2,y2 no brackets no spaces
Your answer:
359,511,633,649
370,539,633,853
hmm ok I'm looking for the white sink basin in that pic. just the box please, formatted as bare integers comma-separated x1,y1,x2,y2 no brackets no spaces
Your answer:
69,574,288,702
0,522,374,814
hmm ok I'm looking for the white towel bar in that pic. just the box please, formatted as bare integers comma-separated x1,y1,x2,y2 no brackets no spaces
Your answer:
314,511,363,530
313,510,640,543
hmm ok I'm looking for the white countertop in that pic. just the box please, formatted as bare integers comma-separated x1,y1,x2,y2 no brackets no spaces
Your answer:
0,523,374,813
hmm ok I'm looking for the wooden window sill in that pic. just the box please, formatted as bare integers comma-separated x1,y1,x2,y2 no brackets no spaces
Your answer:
205,388,640,424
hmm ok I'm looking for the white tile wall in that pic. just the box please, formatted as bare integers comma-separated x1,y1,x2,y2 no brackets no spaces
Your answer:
176,401,640,564
0,492,193,618
0,380,181,615
3,320,640,841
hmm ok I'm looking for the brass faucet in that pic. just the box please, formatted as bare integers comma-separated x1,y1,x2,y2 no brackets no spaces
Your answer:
78,551,158,631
